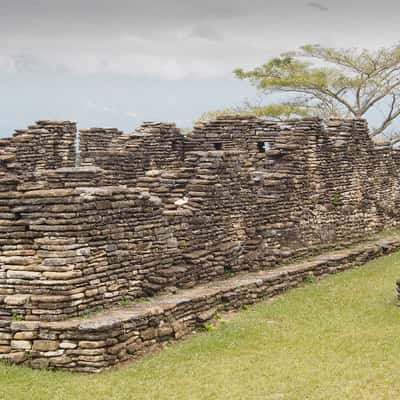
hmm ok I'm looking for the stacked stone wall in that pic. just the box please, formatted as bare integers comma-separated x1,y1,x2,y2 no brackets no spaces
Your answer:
0,120,76,178
1,237,399,372
1,116,400,327
78,122,186,186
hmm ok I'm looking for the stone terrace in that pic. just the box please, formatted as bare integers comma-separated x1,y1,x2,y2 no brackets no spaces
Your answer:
2,236,399,372
1,115,400,371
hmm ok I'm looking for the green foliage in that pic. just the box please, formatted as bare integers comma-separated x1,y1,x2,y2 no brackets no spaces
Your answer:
11,313,24,322
134,297,151,303
223,266,235,277
202,323,215,332
249,103,310,119
331,193,341,207
119,297,133,306
232,44,400,141
304,274,315,285
119,296,151,306
241,304,249,311
78,307,103,320
199,100,310,122
214,312,222,320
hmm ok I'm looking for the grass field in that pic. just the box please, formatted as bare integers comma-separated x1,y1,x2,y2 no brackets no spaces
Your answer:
2,251,400,400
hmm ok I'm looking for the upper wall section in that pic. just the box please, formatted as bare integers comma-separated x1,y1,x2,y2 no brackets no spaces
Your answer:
79,122,186,185
0,120,76,178
2,115,398,188
186,114,282,153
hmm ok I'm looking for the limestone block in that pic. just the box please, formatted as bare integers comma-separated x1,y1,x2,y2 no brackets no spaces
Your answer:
32,340,59,352
4,295,30,306
11,340,32,350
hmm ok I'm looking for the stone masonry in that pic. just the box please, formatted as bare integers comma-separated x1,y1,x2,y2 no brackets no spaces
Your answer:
1,115,400,371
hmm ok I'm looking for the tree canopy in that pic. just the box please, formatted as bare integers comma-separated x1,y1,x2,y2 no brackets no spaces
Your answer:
203,44,400,143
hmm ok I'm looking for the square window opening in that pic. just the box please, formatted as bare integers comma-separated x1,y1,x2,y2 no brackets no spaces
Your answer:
257,142,270,153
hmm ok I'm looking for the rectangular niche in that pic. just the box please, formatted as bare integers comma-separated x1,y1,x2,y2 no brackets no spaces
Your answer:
257,142,270,152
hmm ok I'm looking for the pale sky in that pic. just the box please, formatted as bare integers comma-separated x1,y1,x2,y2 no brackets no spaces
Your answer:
1,0,399,135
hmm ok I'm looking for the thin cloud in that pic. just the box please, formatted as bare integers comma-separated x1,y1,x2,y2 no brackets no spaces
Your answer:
0,0,398,81
103,106,117,113
125,111,138,118
189,23,223,42
306,2,329,11
85,101,118,114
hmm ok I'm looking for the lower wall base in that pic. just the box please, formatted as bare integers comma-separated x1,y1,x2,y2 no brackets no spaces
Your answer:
1,236,400,373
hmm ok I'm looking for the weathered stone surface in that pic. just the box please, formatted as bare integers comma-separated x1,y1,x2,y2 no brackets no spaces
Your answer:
10,321,40,331
59,341,77,349
0,351,26,363
4,295,30,306
0,346,11,354
3,237,391,372
30,358,50,369
0,332,12,340
11,340,32,350
14,331,37,340
32,340,59,352
2,116,400,372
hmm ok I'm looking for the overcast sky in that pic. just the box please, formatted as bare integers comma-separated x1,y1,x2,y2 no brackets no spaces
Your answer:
1,0,399,136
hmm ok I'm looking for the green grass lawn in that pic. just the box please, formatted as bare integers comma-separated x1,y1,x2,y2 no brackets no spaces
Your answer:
2,252,400,400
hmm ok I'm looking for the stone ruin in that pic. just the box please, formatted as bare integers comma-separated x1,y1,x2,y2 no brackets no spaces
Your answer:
1,115,400,372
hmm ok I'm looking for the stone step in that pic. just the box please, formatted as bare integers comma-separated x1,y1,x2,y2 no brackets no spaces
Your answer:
1,235,400,373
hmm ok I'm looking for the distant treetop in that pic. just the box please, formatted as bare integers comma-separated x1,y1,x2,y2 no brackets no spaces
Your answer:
201,44,400,144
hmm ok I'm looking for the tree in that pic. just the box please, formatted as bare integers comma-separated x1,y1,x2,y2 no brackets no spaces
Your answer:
229,44,400,143
199,98,310,122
